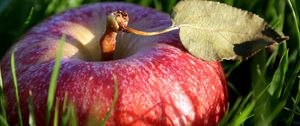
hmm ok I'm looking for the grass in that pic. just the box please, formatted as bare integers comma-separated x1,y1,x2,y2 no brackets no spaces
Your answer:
61,93,78,126
0,0,299,125
46,34,65,125
28,91,35,126
0,68,8,126
99,75,119,126
10,50,23,126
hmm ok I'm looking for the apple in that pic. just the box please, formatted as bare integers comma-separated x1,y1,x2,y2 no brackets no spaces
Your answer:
1,2,228,126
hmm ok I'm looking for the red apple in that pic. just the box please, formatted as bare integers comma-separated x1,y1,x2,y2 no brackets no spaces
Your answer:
1,2,228,126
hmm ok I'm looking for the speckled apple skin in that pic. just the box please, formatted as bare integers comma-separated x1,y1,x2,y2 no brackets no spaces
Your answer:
1,2,227,126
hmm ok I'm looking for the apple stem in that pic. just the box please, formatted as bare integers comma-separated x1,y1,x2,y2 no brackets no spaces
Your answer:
123,26,179,36
99,11,128,61
99,10,178,61
99,30,118,61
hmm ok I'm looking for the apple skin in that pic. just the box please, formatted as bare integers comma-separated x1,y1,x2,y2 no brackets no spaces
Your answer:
1,2,228,126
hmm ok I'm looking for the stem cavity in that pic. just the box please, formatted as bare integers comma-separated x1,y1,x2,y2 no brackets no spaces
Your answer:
99,10,177,61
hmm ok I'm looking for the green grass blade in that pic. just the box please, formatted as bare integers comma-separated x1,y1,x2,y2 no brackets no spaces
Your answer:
235,92,253,116
28,91,35,126
267,50,288,97
68,0,83,8
99,75,119,126
250,0,260,9
10,50,23,126
61,92,68,126
154,0,162,11
0,67,6,121
228,82,241,96
288,0,300,47
218,97,243,125
68,103,77,126
224,61,242,77
229,101,255,126
0,67,2,89
165,0,177,13
282,0,300,101
0,115,8,126
223,0,235,5
45,0,59,16
61,93,78,126
263,48,278,74
294,77,300,108
255,65,267,86
265,101,286,124
53,98,59,126
46,35,65,125
0,67,7,125
19,6,34,31
62,92,68,113
138,0,152,7
286,77,300,125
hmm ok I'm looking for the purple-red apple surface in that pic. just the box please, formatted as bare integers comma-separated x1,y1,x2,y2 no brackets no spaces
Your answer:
1,2,228,126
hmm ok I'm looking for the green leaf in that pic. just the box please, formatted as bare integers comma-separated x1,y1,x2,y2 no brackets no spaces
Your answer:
172,0,287,61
